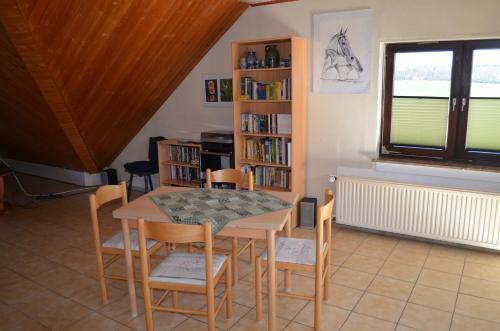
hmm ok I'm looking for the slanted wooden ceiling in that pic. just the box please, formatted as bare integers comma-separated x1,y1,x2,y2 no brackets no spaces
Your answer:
0,0,248,172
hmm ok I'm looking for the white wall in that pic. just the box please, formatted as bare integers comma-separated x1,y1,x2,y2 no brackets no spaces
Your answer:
111,0,500,197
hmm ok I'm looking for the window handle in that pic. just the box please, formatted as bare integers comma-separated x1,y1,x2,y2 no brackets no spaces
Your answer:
451,98,457,112
461,98,467,112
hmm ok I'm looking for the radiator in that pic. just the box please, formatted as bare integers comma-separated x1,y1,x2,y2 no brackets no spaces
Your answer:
336,176,500,250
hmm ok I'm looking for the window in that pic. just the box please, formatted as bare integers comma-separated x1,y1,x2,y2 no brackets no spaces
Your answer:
381,40,500,163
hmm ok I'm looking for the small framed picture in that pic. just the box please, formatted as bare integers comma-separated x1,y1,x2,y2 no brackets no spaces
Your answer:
203,74,233,107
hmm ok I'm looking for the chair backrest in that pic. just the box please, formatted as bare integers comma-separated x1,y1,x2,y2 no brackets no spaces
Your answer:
137,219,215,289
206,168,253,191
316,189,335,259
148,136,166,164
89,182,128,246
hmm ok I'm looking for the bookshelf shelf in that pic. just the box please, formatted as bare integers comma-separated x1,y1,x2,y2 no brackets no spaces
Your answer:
232,36,307,228
158,140,201,188
238,99,291,103
239,159,291,169
240,132,291,138
237,67,291,73
161,160,200,168
163,179,200,188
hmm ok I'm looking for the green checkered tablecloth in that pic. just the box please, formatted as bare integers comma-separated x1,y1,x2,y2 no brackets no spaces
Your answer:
150,189,293,235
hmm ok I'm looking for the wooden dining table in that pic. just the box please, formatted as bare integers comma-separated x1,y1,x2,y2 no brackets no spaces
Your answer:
112,186,299,331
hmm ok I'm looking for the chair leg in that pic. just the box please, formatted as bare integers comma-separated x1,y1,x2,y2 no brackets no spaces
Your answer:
95,251,108,304
314,267,323,331
127,173,134,201
232,238,239,283
255,257,263,321
226,258,233,319
148,174,154,191
144,176,148,193
323,263,330,301
172,291,178,308
249,239,255,265
207,283,216,331
143,284,154,331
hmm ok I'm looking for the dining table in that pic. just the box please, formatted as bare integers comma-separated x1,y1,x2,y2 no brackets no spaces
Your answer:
112,185,299,331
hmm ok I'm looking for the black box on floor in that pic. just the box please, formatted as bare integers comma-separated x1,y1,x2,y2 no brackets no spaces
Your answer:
299,197,317,229
101,168,118,185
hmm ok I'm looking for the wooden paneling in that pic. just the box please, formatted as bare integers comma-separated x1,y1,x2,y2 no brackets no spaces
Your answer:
0,0,248,172
0,22,84,169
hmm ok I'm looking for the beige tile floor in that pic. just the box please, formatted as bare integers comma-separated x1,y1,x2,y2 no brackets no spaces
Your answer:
2,175,500,330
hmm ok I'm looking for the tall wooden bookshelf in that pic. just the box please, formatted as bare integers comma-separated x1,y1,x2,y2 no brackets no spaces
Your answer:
232,36,307,225
158,140,201,188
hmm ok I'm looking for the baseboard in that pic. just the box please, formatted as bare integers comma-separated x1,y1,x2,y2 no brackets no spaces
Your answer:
1,158,102,187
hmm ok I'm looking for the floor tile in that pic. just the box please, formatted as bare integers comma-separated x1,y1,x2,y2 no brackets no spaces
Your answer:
341,312,396,331
293,301,349,330
424,255,464,275
417,268,461,292
465,251,500,268
460,276,500,301
367,275,414,301
429,245,467,261
355,243,393,260
455,294,500,323
387,249,427,267
127,311,187,331
172,318,208,330
343,254,385,274
324,283,364,310
354,292,405,322
399,303,452,331
451,314,500,331
283,322,313,330
409,284,457,312
463,262,500,282
193,302,250,330
230,308,289,331
331,267,375,291
61,312,122,331
378,261,421,283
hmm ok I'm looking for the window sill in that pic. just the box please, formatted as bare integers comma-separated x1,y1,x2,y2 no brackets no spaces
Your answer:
374,156,500,184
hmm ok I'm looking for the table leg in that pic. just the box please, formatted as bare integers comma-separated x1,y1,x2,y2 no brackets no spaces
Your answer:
121,219,138,317
266,229,277,331
284,212,292,291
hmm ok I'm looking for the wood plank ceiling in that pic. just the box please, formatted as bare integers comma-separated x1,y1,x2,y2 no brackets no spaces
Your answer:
0,0,248,172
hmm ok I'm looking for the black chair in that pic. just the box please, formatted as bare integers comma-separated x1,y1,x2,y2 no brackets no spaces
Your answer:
124,136,166,200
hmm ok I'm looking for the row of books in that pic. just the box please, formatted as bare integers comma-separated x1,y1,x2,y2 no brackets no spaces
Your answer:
243,137,291,166
240,113,291,134
169,166,200,183
253,166,290,189
168,146,200,165
240,77,291,101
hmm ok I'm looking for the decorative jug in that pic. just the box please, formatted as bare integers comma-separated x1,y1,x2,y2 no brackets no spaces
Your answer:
265,45,280,68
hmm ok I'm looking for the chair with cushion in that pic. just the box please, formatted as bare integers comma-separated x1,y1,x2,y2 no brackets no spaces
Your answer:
89,182,163,304
254,189,334,331
137,218,232,331
206,168,255,283
124,136,166,200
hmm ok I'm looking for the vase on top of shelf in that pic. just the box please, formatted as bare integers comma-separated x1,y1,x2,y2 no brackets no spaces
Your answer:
265,45,280,68
246,51,257,69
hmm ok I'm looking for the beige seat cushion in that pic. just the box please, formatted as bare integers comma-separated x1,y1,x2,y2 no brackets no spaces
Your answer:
261,237,326,265
102,229,158,251
149,252,227,285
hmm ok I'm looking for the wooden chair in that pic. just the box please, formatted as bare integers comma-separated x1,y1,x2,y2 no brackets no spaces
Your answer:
206,168,255,282
137,218,232,331
255,189,334,331
89,182,163,304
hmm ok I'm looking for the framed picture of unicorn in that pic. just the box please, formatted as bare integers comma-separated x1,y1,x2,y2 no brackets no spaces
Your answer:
313,9,372,94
